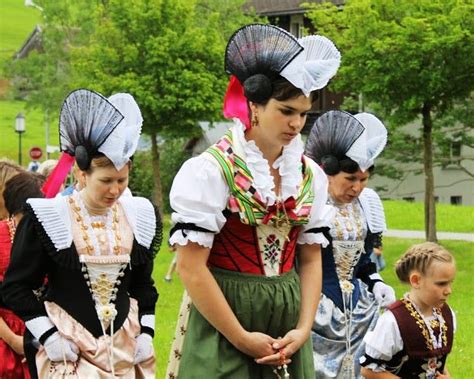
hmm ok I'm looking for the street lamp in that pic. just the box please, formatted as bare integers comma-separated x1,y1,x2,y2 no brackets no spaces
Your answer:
15,113,26,166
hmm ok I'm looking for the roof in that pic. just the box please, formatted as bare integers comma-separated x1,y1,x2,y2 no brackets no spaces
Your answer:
248,0,344,16
15,25,42,59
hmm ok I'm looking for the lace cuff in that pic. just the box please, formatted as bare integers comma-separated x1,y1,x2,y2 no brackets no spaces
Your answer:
297,231,329,247
169,230,214,248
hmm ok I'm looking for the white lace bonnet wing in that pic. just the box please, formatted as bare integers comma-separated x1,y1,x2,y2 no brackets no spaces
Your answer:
98,93,143,171
346,112,388,171
280,35,341,97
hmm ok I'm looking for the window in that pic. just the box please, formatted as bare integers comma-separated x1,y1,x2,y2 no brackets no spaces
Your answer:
451,141,462,159
450,196,462,205
290,22,304,38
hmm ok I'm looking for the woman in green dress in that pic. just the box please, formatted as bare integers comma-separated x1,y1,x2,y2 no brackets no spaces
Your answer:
167,24,341,378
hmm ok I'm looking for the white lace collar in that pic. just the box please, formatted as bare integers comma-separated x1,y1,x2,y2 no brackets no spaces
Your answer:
232,119,304,206
28,196,155,251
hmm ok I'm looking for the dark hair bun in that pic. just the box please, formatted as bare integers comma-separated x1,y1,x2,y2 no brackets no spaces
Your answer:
75,145,91,171
320,155,340,175
243,74,273,104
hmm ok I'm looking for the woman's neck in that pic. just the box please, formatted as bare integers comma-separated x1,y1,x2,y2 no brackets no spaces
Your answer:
245,128,283,166
79,191,108,215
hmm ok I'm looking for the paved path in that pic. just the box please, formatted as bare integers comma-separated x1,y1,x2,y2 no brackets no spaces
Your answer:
386,229,474,242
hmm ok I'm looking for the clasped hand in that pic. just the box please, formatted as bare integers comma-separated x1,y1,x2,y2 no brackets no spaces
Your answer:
236,329,309,366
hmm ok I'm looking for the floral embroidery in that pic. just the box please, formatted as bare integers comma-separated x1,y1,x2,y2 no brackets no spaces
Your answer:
420,357,441,379
263,234,280,270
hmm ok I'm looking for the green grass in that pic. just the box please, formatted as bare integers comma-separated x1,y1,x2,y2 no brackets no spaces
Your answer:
383,200,474,233
0,100,59,162
152,220,474,378
0,0,40,67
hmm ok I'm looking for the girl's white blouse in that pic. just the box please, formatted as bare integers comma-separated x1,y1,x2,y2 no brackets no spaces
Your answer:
361,307,457,372
169,120,333,248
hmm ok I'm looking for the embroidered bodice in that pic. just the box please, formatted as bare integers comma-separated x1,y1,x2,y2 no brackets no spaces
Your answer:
205,126,319,276
68,192,135,329
328,199,368,282
2,194,159,340
329,199,368,242
321,196,382,312
169,120,332,251
361,300,454,378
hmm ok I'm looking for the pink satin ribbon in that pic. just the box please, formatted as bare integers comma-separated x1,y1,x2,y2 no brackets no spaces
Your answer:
41,152,75,198
223,76,251,129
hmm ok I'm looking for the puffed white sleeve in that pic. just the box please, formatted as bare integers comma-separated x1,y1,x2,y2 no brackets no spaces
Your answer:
169,154,229,248
359,310,404,372
297,159,333,247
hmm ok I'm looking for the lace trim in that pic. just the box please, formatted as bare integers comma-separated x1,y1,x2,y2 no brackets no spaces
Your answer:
359,188,386,233
119,196,156,249
27,197,72,251
233,121,304,205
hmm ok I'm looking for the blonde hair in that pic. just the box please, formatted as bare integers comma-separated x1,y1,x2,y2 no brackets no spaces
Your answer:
37,159,59,177
395,242,455,283
85,156,131,173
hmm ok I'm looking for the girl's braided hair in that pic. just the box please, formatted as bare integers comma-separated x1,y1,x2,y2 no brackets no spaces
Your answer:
395,242,455,283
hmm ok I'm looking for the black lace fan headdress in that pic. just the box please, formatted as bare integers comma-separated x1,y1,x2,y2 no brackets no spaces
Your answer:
59,89,124,171
41,89,125,198
224,23,303,104
305,110,365,175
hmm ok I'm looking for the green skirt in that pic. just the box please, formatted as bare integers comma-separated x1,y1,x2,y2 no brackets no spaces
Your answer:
179,268,314,379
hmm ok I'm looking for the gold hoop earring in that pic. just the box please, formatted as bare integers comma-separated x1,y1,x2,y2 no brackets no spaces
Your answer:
251,113,259,128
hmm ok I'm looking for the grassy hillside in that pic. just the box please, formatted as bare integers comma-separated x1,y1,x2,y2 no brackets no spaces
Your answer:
0,100,59,161
0,0,40,67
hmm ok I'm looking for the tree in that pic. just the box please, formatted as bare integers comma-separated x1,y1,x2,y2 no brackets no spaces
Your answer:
6,0,99,121
7,0,256,212
305,0,474,241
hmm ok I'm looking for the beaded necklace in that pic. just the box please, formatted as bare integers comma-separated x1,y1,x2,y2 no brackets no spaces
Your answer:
6,217,16,243
69,194,121,255
402,294,447,350
331,199,363,241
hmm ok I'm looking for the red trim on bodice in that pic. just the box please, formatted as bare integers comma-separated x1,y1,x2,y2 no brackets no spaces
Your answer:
208,214,301,275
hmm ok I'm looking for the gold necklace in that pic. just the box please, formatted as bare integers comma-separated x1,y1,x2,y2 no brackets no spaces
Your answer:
333,202,363,240
6,217,16,243
69,195,121,255
402,297,447,350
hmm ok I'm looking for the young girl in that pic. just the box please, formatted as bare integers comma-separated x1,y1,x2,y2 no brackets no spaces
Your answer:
360,242,456,379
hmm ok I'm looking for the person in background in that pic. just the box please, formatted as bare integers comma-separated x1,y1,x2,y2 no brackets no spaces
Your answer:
60,164,85,196
0,160,24,220
2,89,161,378
164,243,177,282
0,172,45,378
305,110,396,378
360,242,456,379
167,24,340,378
37,160,58,178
